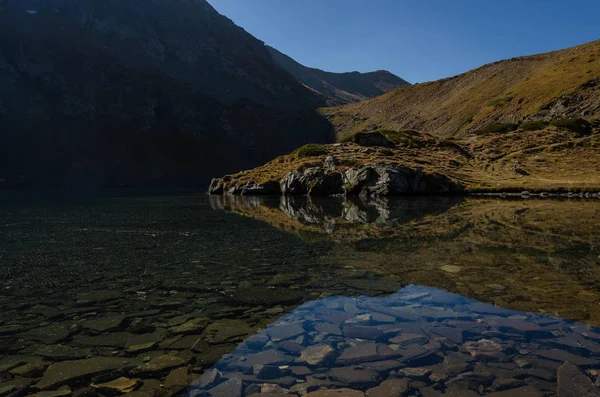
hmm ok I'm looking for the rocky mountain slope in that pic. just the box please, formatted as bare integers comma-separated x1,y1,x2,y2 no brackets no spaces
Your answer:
323,40,600,139
268,46,410,106
211,40,600,193
0,0,332,187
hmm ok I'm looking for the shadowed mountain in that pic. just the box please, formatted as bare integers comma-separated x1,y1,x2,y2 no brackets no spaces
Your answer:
268,46,410,106
0,0,333,187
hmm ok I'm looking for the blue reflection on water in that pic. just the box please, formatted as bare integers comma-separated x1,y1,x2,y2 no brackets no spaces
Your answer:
187,286,600,396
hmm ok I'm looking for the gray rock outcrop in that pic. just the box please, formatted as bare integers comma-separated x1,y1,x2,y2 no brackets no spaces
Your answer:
209,161,463,197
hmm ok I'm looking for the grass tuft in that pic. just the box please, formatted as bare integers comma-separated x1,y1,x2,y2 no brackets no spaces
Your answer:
295,144,329,157
473,122,519,136
519,120,550,131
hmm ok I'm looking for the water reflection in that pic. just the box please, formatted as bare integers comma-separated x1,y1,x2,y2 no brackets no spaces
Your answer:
210,195,463,229
213,196,600,325
2,193,600,396
189,286,600,396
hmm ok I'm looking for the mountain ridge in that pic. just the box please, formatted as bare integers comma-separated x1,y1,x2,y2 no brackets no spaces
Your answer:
209,39,600,194
267,46,410,106
323,39,600,139
0,0,332,187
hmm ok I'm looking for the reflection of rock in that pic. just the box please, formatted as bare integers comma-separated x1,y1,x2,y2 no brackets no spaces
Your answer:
210,194,462,230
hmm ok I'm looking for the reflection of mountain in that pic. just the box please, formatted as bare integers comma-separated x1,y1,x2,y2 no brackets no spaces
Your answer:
212,196,600,325
189,285,600,396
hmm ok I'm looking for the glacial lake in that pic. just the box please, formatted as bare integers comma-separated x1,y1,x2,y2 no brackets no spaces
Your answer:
1,191,600,396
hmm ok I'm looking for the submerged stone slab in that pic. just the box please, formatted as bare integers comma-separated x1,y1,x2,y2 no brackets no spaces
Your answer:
365,378,409,397
207,377,243,397
299,345,336,366
305,389,365,397
92,377,141,394
36,358,131,390
337,343,400,365
557,362,600,397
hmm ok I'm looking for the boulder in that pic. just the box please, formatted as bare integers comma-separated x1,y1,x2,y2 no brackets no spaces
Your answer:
280,167,344,196
343,163,463,196
353,132,394,147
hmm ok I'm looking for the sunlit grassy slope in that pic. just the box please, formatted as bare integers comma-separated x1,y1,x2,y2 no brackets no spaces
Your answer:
321,40,600,139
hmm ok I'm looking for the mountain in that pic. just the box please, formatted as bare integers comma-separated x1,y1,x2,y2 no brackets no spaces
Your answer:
267,46,410,106
210,40,600,193
323,40,600,139
0,0,332,187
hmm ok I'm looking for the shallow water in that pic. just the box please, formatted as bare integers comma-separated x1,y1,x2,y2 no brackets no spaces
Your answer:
1,192,600,396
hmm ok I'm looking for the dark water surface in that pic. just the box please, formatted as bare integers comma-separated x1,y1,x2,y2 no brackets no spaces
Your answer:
1,192,600,396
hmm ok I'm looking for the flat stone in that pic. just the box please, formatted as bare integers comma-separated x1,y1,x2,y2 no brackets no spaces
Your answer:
299,345,336,366
491,377,526,392
10,360,49,377
428,326,465,344
172,318,209,335
487,386,542,396
74,332,163,349
305,388,365,397
314,323,342,336
83,316,127,333
557,362,600,397
337,343,400,365
130,355,186,376
401,367,431,380
365,379,409,397
463,339,510,362
389,333,428,346
36,345,91,361
327,367,380,388
127,342,158,354
290,366,313,376
21,324,71,344
28,390,72,397
207,377,243,397
203,320,252,344
276,340,305,354
488,318,553,338
92,377,141,394
192,368,220,389
534,349,600,367
164,367,189,389
265,323,305,341
227,288,304,306
235,350,294,369
36,358,131,390
362,360,403,373
343,326,385,340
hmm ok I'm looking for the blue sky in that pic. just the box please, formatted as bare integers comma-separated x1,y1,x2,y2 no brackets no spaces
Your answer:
208,0,600,83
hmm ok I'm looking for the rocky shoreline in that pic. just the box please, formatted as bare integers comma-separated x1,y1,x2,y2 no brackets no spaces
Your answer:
208,159,464,197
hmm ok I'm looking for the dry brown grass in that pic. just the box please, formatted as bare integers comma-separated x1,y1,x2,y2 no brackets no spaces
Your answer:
217,125,600,192
321,40,600,139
